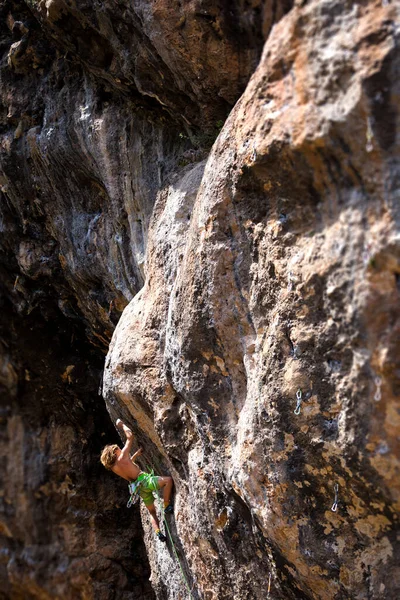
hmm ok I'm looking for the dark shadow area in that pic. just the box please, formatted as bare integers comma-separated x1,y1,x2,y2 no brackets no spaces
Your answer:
0,287,155,599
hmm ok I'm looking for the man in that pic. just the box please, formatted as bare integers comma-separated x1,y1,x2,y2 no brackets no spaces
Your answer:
100,419,173,542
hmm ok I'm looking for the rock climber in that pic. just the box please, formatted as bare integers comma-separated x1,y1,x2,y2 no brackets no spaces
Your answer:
100,419,173,543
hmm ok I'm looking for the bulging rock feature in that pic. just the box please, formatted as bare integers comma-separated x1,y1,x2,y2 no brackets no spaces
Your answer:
104,1,400,598
0,0,399,598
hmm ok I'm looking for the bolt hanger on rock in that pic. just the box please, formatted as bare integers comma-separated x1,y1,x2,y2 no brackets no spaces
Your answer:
331,483,339,512
251,142,257,162
374,376,382,402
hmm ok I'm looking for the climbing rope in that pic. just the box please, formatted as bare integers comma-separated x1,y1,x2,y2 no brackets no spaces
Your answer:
163,517,194,599
160,500,195,599
127,450,194,598
140,458,194,599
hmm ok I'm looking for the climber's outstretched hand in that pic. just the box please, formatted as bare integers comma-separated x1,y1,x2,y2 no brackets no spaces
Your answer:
116,419,132,436
116,419,134,458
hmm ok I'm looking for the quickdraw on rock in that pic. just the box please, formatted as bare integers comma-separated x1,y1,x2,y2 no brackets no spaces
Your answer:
374,376,382,402
288,271,295,291
294,388,302,415
331,483,339,512
366,116,374,153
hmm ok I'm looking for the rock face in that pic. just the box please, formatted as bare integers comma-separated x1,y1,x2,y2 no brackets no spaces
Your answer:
1,0,399,599
0,0,293,598
104,1,400,599
0,295,155,599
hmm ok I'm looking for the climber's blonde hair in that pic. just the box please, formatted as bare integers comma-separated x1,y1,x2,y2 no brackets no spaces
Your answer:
100,444,119,470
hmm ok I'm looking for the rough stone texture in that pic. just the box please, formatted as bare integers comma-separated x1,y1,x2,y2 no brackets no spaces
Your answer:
104,1,400,599
0,0,291,344
24,0,293,129
1,0,399,598
0,297,155,600
0,0,296,598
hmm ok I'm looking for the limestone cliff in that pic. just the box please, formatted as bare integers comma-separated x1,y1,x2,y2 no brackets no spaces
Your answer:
0,0,399,599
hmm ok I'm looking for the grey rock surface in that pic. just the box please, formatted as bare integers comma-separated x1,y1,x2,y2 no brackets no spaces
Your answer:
104,1,400,598
0,0,399,599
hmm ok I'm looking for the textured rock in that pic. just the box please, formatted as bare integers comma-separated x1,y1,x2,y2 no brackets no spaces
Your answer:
24,0,293,129
0,0,290,345
0,298,154,599
0,0,295,597
104,1,400,599
0,0,399,598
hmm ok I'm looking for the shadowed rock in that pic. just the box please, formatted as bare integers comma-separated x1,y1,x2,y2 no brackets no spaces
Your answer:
1,0,399,598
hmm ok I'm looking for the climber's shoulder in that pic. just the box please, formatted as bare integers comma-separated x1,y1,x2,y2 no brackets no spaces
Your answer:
112,455,140,482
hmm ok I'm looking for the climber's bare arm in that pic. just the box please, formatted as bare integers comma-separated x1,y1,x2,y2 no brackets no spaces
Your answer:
131,447,143,463
116,419,134,458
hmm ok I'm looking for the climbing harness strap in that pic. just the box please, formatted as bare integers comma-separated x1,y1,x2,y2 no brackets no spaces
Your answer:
127,471,159,508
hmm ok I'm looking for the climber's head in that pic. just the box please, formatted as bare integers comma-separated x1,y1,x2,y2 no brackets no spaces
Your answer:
100,444,120,470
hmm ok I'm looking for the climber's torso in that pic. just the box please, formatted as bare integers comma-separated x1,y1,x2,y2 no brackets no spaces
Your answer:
112,455,141,482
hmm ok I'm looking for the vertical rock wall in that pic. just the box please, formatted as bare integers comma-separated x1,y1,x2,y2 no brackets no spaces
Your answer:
0,297,155,599
104,1,400,599
0,0,295,597
0,0,399,598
